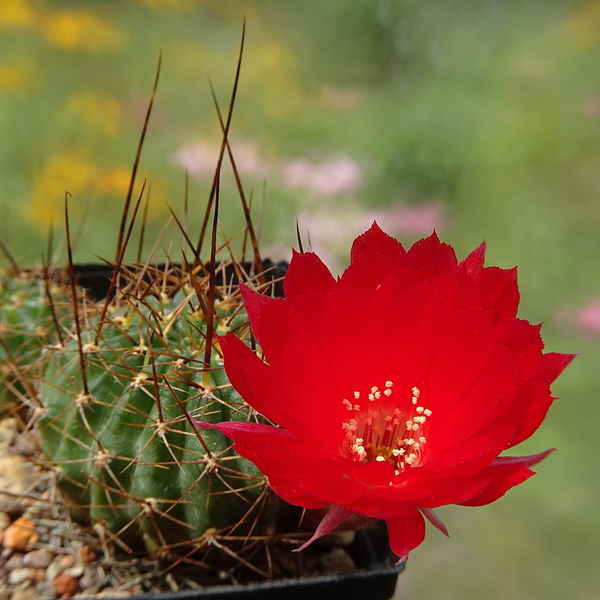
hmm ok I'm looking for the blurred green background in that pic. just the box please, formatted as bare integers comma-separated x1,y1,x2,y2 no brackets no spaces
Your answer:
1,0,599,598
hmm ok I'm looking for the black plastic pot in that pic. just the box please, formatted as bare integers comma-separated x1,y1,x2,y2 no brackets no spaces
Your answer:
71,259,288,302
114,525,404,600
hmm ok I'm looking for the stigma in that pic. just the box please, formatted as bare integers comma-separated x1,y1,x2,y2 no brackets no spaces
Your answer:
341,383,431,474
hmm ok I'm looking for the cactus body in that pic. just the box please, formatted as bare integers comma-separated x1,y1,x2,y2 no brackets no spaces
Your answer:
0,271,70,405
39,278,265,552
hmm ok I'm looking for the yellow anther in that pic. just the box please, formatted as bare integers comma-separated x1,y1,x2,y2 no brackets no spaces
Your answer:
342,419,358,432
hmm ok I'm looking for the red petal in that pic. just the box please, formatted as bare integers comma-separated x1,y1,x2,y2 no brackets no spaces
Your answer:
500,353,575,448
536,351,577,383
494,319,545,382
294,505,354,552
404,232,458,278
418,506,449,537
413,476,490,508
475,266,519,321
414,309,516,450
390,472,490,509
218,333,306,436
341,223,406,293
350,221,405,264
280,332,352,445
238,282,272,335
490,448,556,468
285,464,371,506
426,425,515,477
344,486,430,517
501,379,556,449
364,276,490,404
347,460,396,488
457,462,536,507
284,250,335,302
459,241,486,277
267,479,329,510
239,284,289,356
385,504,427,562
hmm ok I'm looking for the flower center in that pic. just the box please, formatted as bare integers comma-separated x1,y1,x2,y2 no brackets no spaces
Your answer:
341,382,432,475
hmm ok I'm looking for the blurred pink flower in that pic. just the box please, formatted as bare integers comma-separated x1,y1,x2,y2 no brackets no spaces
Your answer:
370,202,446,236
283,154,362,196
318,85,365,108
575,301,600,336
175,140,271,179
175,143,215,177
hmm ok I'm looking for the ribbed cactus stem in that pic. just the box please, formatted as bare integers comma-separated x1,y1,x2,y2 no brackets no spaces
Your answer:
38,271,267,553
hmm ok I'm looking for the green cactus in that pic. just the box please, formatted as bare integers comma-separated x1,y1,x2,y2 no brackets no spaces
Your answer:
0,269,71,406
38,264,268,553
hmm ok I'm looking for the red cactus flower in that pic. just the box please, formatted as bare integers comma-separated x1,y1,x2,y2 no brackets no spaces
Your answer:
202,223,574,561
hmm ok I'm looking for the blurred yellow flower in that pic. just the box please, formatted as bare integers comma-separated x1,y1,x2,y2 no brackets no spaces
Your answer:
96,165,132,197
243,40,302,118
565,0,600,48
64,92,121,137
137,0,201,11
0,60,37,91
137,0,258,20
0,0,36,30
29,149,133,227
140,179,171,219
41,9,125,51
